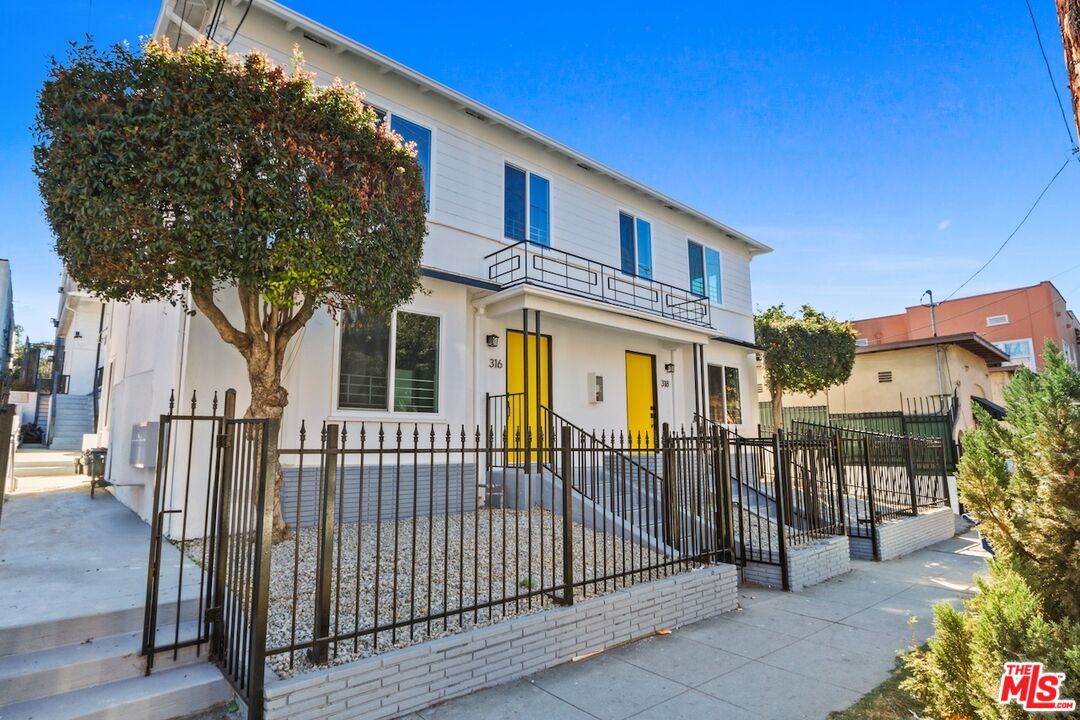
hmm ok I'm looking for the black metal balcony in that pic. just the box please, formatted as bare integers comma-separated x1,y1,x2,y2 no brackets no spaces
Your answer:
485,241,712,328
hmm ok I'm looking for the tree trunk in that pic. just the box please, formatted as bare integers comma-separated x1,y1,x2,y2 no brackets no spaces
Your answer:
771,386,784,434
246,364,290,544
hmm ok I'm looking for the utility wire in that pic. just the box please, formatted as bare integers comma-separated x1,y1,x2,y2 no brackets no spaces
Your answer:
1024,0,1077,147
943,157,1072,301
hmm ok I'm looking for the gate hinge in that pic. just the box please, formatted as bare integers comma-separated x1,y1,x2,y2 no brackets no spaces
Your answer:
216,434,230,450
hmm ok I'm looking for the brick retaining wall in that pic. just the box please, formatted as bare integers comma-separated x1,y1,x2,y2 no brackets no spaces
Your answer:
742,535,850,592
260,563,739,720
849,507,955,561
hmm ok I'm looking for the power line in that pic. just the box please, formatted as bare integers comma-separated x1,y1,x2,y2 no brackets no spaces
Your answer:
225,0,255,49
1023,0,1076,147
943,157,1072,301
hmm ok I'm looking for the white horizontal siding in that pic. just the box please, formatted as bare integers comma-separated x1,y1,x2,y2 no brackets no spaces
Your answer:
232,18,758,328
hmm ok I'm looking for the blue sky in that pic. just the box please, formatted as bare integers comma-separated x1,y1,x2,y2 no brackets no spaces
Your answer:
3,1,1078,342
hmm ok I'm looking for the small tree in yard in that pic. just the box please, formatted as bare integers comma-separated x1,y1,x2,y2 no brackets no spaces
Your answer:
902,342,1080,717
34,39,428,541
754,304,856,431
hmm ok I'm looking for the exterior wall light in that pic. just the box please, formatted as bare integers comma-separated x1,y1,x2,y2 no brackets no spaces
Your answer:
664,363,675,373
485,334,499,348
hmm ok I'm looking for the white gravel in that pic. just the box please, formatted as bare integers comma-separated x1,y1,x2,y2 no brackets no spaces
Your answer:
187,508,673,678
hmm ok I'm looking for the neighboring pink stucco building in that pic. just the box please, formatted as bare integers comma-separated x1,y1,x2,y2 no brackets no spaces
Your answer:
854,281,1079,372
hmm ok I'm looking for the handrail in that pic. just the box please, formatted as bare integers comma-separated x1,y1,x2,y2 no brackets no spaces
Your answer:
486,241,712,328
540,404,662,482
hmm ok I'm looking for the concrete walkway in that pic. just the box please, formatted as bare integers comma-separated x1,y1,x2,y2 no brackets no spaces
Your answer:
408,532,989,720
0,487,200,629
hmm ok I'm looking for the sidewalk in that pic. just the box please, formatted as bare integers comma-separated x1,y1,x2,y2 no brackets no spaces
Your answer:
0,487,200,629
408,532,989,720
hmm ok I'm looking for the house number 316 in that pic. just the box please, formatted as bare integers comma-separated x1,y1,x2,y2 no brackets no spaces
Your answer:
489,358,503,369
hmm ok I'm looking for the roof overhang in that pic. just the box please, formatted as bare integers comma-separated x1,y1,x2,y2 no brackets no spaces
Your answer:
202,0,771,257
856,332,1010,365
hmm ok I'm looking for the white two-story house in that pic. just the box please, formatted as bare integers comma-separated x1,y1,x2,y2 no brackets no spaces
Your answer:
95,0,772,523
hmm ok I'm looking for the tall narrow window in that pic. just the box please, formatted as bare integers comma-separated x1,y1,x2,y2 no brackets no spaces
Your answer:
394,313,440,412
688,241,722,303
339,309,392,410
339,309,441,413
688,241,705,296
390,115,432,207
619,212,652,278
504,165,526,240
724,366,742,424
504,164,550,246
707,364,743,424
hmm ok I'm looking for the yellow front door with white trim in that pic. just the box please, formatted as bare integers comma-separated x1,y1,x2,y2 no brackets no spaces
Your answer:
625,351,657,448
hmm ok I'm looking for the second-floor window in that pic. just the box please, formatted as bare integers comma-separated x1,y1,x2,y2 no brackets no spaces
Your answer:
373,107,432,207
993,338,1035,369
619,212,652,278
504,164,550,245
687,241,722,303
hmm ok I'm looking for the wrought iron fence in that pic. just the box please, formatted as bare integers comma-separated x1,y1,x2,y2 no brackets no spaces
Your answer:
791,420,949,557
486,241,712,328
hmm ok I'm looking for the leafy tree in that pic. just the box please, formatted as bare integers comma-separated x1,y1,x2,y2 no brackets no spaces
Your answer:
957,342,1080,623
902,341,1080,715
34,39,428,541
902,562,1080,720
754,304,857,431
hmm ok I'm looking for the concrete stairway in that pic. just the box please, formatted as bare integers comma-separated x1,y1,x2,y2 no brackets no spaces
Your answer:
0,605,231,720
50,394,95,450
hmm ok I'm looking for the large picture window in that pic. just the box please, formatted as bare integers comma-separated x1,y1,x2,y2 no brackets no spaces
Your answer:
339,309,440,413
707,364,743,424
992,338,1035,369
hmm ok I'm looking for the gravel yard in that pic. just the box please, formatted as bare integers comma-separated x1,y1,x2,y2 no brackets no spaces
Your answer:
186,508,672,678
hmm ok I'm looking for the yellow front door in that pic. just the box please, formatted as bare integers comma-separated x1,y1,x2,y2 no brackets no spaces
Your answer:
625,351,657,448
506,331,551,461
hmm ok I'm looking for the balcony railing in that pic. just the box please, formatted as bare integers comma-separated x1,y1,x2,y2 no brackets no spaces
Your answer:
486,241,712,328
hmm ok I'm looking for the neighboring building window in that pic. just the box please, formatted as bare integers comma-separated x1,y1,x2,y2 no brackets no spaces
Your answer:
878,371,893,383
687,241,722,303
855,338,869,347
619,212,652,278
339,309,440,413
993,338,1035,368
707,365,743,424
503,164,550,245
986,314,1009,326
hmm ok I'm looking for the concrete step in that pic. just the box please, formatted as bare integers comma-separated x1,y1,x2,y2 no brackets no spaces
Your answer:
0,662,231,720
0,625,204,706
0,600,197,658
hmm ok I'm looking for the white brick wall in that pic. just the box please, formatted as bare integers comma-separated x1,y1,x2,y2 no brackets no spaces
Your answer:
849,507,955,561
742,535,850,592
260,564,739,720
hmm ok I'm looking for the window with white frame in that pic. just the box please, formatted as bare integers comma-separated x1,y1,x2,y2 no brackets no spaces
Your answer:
855,337,869,347
986,314,1009,326
338,309,440,413
619,212,652,278
687,241,722,303
707,365,743,424
503,164,550,245
993,338,1035,369
372,107,432,207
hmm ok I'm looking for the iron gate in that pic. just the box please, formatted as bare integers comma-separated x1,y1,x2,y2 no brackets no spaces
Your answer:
141,389,275,719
